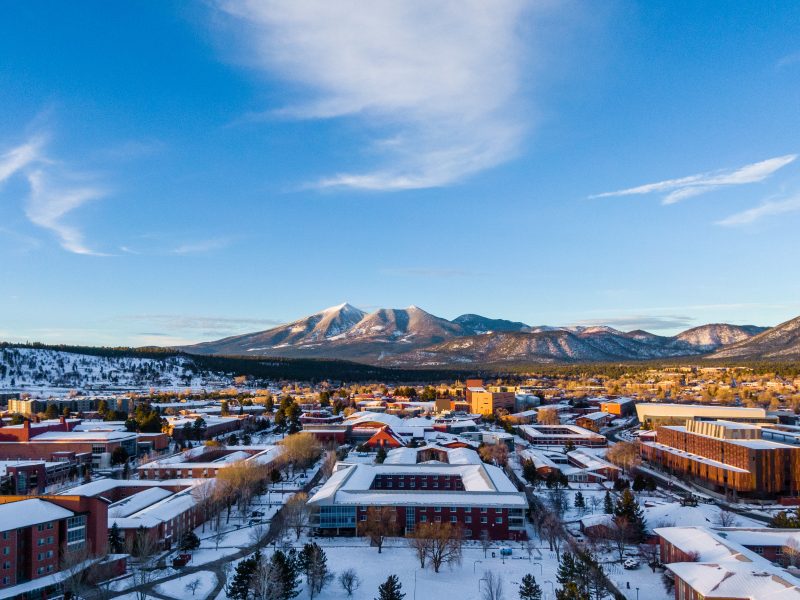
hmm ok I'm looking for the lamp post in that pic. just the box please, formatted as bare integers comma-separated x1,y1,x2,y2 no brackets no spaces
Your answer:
636,587,640,600
473,559,483,573
544,580,555,599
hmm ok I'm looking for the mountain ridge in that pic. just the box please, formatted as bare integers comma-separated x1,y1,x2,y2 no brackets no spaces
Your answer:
183,304,781,365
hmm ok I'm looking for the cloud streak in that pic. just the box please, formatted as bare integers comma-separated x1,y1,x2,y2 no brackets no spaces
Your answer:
591,154,797,204
569,315,694,332
214,0,542,190
0,134,109,255
716,193,800,227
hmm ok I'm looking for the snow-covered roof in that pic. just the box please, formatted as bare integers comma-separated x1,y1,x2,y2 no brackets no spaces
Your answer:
31,430,137,442
0,499,74,531
108,487,172,518
667,561,800,599
308,462,526,509
383,444,481,466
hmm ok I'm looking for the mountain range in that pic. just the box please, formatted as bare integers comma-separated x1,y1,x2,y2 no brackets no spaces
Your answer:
184,304,799,366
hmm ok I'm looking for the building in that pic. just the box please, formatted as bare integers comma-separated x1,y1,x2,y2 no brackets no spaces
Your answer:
308,460,527,540
0,419,137,469
465,381,515,416
641,419,800,498
657,526,800,600
163,414,249,441
635,403,777,427
575,412,612,432
137,444,283,480
0,495,118,599
0,460,77,494
65,478,205,551
518,424,607,447
599,397,635,417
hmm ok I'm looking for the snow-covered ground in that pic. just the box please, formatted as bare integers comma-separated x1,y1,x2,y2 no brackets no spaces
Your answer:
156,571,217,600
0,346,235,393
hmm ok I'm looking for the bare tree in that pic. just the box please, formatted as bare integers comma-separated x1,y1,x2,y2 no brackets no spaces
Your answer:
407,531,429,568
481,570,504,600
321,449,337,480
639,543,661,572
191,480,216,534
606,441,642,475
279,432,322,475
714,508,739,528
785,537,800,567
126,529,160,600
479,530,492,558
411,522,462,573
60,543,97,600
338,569,361,597
537,407,559,425
284,493,310,540
360,506,398,553
523,539,537,561
609,516,633,561
185,577,202,596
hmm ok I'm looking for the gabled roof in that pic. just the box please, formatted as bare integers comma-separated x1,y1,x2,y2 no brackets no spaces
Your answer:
0,499,73,531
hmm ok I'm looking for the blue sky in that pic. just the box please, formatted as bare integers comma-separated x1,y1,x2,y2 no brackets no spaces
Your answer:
1,1,799,346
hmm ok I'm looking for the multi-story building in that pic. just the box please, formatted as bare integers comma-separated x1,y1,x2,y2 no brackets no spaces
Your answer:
575,412,611,432
599,397,635,417
0,419,137,469
635,403,777,427
641,419,800,498
465,380,515,416
137,444,283,480
308,449,527,540
657,526,800,600
0,495,116,599
518,424,607,447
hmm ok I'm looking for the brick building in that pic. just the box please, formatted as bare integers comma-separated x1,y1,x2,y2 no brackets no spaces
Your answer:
0,495,113,599
465,380,515,416
308,459,527,541
518,424,607,447
641,419,800,498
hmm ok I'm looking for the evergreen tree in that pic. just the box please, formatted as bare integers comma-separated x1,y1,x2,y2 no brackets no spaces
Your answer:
179,531,200,552
45,403,59,419
603,490,613,514
108,523,123,553
574,491,585,510
519,573,542,600
556,551,577,587
614,489,647,542
271,549,300,599
376,446,387,464
229,551,260,600
375,574,405,600
555,582,589,600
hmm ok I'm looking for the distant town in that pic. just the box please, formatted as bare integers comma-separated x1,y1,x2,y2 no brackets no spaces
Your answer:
1,358,800,600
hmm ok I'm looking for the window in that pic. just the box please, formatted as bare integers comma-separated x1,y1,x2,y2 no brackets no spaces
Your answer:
481,517,488,524
465,516,472,524
481,508,488,513
67,515,87,548
398,480,404,488
360,515,366,522
752,546,764,555
1,532,7,540
3,561,10,569
451,516,457,523
2,576,8,585
37,567,44,575
2,548,8,556
420,515,427,522
434,507,441,513
450,506,456,512
37,553,44,561
464,530,472,538
435,517,441,523
496,517,503,524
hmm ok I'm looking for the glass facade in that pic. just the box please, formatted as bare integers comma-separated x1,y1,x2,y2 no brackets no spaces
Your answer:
317,506,356,529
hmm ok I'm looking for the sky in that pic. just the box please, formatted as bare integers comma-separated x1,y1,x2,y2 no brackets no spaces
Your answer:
1,1,800,346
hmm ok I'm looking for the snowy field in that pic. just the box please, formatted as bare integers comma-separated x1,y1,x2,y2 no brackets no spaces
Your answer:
156,571,217,600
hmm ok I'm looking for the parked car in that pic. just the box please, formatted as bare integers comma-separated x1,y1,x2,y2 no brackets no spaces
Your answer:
623,558,639,570
172,553,192,568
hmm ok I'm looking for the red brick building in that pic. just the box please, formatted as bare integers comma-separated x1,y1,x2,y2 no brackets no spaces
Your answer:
641,419,800,498
308,461,528,541
0,495,112,598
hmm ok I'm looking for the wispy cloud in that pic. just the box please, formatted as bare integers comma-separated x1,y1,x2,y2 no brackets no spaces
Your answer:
380,267,481,279
777,51,800,69
121,314,283,341
25,170,107,256
569,315,694,332
0,134,109,255
0,135,46,184
213,0,549,190
171,237,234,255
716,192,800,227
591,154,797,205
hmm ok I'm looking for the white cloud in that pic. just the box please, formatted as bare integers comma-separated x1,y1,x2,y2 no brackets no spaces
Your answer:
214,0,542,190
716,193,800,227
592,154,797,205
172,237,233,255
25,170,107,256
0,136,46,184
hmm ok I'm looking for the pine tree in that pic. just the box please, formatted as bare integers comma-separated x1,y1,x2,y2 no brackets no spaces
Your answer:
179,531,200,552
229,552,259,600
556,551,577,587
603,490,613,514
614,489,647,542
271,550,300,599
519,573,543,600
555,582,589,600
375,574,405,600
376,446,387,464
108,523,123,553
574,491,585,510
